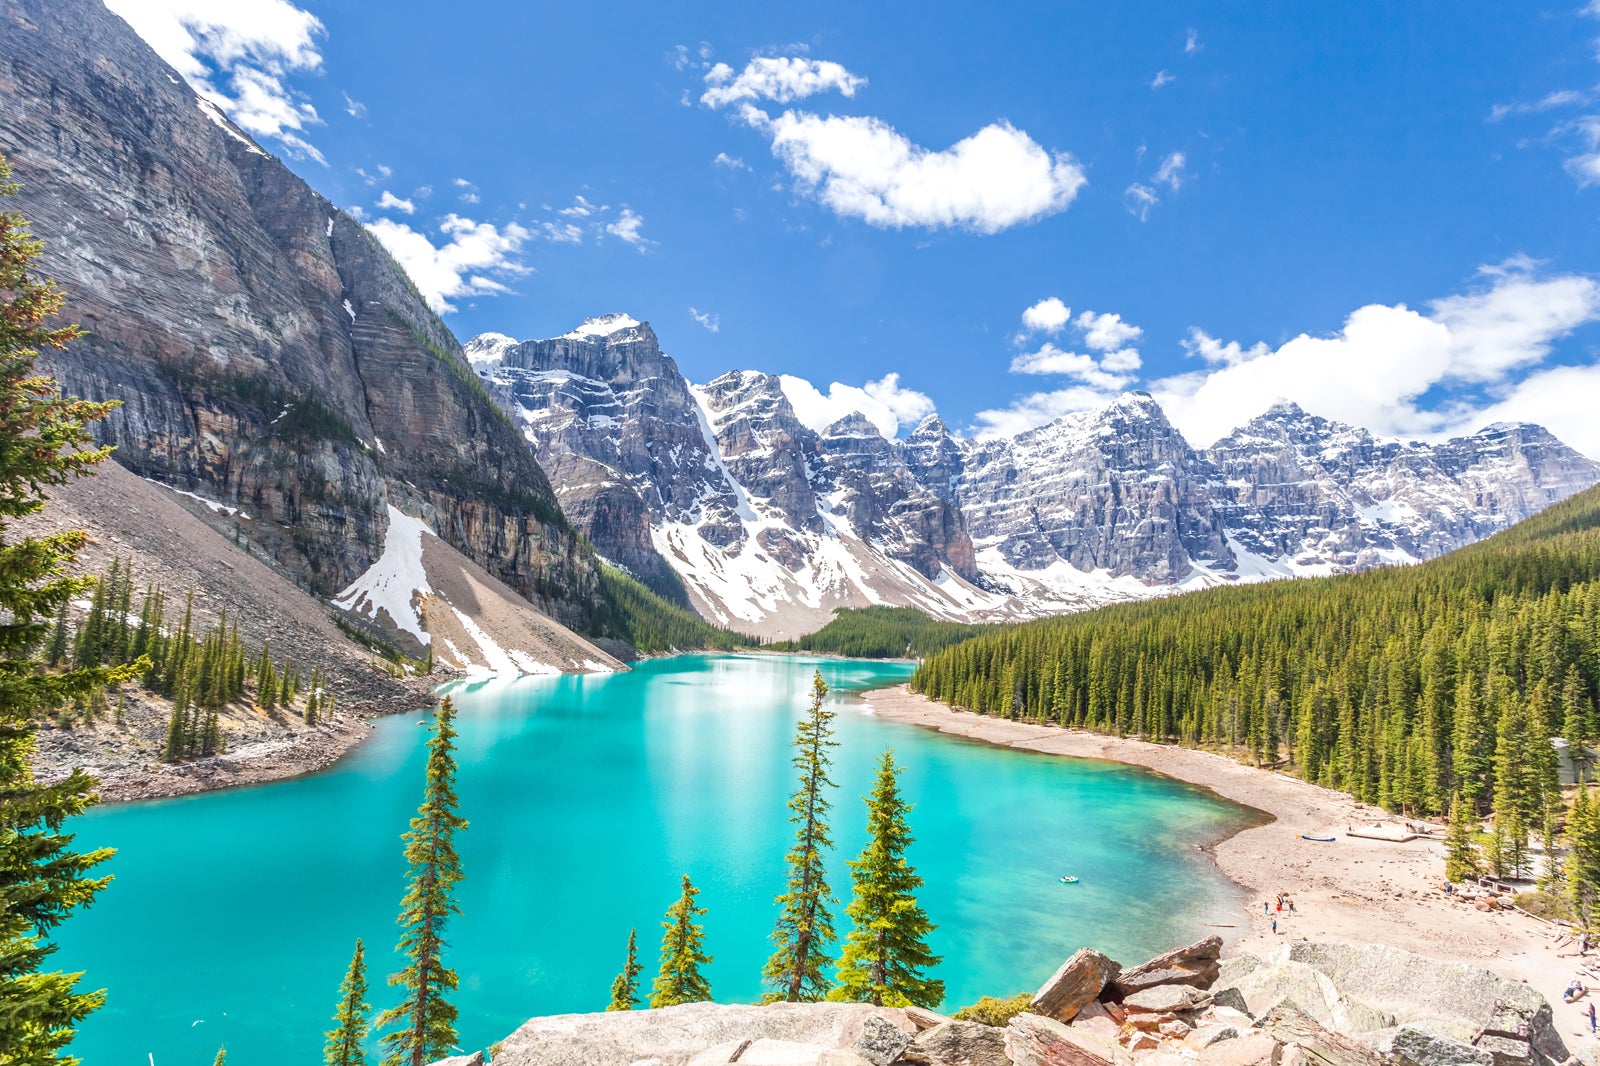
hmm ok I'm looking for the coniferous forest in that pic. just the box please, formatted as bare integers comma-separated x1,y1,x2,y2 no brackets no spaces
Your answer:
913,485,1600,827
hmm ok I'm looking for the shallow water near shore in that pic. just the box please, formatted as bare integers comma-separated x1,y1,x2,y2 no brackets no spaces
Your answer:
56,654,1254,1064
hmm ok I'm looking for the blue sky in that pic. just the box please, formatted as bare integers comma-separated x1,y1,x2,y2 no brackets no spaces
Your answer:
107,1,1600,452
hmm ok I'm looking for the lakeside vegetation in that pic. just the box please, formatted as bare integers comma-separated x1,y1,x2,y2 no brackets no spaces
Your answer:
595,564,759,654
770,605,998,660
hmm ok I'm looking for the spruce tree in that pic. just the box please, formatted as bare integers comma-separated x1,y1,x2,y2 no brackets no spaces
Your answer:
606,928,642,1011
1444,796,1481,883
376,698,467,1066
1569,787,1600,930
0,151,130,1065
325,939,370,1066
212,1048,226,1066
649,875,712,1007
830,750,943,1008
762,670,838,1003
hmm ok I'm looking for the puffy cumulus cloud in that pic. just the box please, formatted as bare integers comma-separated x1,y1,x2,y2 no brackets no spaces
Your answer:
605,208,652,250
106,0,327,161
1076,309,1142,351
689,307,720,332
763,112,1086,233
1148,260,1600,451
973,387,1122,440
364,214,530,315
701,56,867,109
1021,297,1071,334
985,306,1147,435
703,54,1085,234
778,373,935,439
376,190,414,214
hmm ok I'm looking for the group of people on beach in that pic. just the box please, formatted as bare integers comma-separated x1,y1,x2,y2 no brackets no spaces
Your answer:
1263,893,1296,935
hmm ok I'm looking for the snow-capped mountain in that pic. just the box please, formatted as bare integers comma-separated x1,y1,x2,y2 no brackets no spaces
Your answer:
474,317,1600,637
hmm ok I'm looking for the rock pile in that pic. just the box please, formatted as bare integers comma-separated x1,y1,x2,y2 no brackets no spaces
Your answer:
452,939,1572,1066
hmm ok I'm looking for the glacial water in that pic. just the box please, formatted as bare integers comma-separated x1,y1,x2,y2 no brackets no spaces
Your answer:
55,654,1257,1064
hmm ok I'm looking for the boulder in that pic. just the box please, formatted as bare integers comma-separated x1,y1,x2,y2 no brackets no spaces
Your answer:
901,1021,1010,1066
1281,943,1568,1064
855,1016,912,1066
1007,1011,1132,1066
1219,958,1390,1035
1033,949,1123,1023
490,1001,913,1066
1472,1035,1535,1066
1198,1033,1281,1066
1216,955,1265,989
1188,1025,1242,1049
1159,1020,1193,1039
1072,1002,1122,1043
1111,937,1224,999
732,1040,873,1066
427,1056,485,1066
1381,1025,1495,1066
1122,986,1212,1015
1255,1005,1384,1066
687,1042,751,1066
1212,988,1251,1017
904,1006,952,1032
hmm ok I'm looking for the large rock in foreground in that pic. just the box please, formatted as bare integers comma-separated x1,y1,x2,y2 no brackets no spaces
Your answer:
489,1001,913,1066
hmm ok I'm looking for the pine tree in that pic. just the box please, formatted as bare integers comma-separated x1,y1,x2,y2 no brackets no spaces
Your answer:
0,150,128,1065
762,670,838,1003
325,939,370,1066
1569,787,1600,931
606,928,642,1011
212,1048,226,1066
649,875,712,1008
829,750,943,1008
376,698,468,1066
1444,796,1481,883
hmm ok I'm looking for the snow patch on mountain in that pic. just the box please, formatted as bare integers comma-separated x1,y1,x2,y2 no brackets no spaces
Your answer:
563,313,642,340
333,505,434,645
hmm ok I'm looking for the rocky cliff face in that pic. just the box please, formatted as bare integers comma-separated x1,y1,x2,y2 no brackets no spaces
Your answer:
0,0,601,629
1197,403,1600,574
476,321,1600,636
479,321,981,636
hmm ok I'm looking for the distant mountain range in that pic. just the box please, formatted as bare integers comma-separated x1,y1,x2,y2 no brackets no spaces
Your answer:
472,316,1600,638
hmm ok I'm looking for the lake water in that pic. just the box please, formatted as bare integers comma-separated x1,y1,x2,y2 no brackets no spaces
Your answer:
56,654,1256,1064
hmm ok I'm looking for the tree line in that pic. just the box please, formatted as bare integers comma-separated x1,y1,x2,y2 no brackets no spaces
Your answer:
769,605,1000,660
48,556,335,761
912,484,1600,906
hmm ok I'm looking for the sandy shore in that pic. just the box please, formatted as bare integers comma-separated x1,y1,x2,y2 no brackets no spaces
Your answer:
861,684,1600,1045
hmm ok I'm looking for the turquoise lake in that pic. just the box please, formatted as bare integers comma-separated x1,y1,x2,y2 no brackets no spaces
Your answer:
56,654,1256,1064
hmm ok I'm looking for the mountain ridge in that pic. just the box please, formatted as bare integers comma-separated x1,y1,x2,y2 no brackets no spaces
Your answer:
472,316,1600,637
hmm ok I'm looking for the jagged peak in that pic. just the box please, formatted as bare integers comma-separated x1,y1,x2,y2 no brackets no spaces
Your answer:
463,331,518,366
561,313,647,340
822,411,881,438
907,413,952,439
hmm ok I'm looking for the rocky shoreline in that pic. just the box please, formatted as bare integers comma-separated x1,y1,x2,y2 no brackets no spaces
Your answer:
856,685,1600,1050
434,936,1579,1066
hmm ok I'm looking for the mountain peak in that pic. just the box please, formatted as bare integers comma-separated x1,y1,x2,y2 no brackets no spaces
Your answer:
464,331,518,367
562,313,645,340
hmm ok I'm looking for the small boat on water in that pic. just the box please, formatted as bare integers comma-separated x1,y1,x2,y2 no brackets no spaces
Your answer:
1059,875,1079,884
1300,834,1337,842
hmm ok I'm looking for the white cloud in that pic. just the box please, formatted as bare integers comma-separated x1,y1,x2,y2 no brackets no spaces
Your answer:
1569,152,1600,186
342,91,365,118
376,190,414,214
763,112,1086,233
1009,344,1137,391
1147,260,1600,450
713,152,748,170
1076,310,1143,351
1153,151,1186,190
689,307,720,332
364,214,531,314
1151,70,1175,89
1124,182,1159,220
537,221,583,244
561,195,600,218
1489,89,1588,120
1185,29,1202,54
605,208,652,249
1021,297,1071,334
779,373,936,438
704,55,1085,234
973,387,1122,440
107,0,326,161
701,56,866,109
